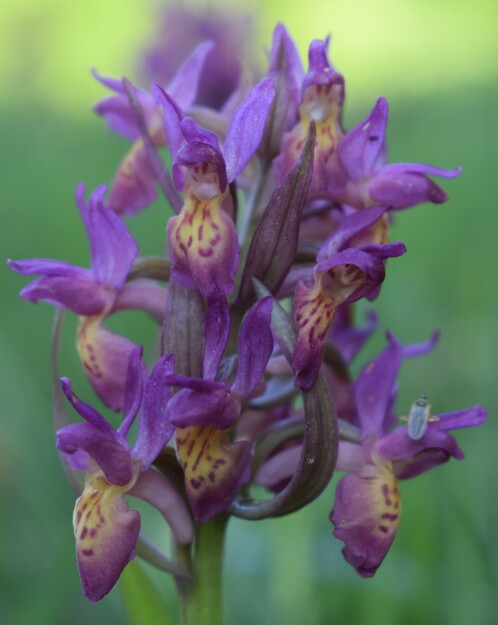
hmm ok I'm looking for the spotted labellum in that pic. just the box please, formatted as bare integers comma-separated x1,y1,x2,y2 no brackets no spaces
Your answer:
9,14,485,609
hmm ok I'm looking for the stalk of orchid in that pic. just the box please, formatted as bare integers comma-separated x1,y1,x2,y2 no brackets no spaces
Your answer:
9,15,486,625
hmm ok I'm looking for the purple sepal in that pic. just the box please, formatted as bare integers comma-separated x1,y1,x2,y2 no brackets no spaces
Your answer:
354,333,403,440
10,184,138,316
56,422,133,486
337,98,462,210
9,185,137,315
152,83,185,163
12,272,106,316
368,163,462,209
437,406,488,431
336,97,388,181
330,306,378,363
376,405,487,479
133,354,175,469
165,40,215,110
93,70,157,141
223,78,275,182
232,297,274,398
76,184,138,286
317,206,387,260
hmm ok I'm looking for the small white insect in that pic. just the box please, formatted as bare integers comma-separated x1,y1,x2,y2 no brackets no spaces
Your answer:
401,395,439,441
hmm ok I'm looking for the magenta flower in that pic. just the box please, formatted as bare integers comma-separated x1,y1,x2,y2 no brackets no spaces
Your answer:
8,185,165,409
94,41,213,215
154,79,275,296
292,206,405,389
163,295,274,522
330,333,487,576
56,347,193,601
335,97,462,210
273,37,346,200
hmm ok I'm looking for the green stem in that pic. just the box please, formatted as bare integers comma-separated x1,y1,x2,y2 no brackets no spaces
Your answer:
180,515,228,625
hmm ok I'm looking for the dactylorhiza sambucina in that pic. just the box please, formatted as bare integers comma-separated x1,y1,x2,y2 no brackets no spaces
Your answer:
9,17,486,616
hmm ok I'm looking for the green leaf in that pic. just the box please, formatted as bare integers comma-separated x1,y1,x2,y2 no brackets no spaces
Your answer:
120,560,175,625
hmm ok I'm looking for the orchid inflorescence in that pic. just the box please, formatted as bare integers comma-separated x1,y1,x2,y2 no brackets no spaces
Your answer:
9,15,486,606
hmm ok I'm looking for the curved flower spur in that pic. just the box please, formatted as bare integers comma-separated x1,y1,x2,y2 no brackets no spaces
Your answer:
8,15,487,617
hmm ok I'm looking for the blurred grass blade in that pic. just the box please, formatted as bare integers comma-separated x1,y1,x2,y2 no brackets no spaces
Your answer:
120,560,175,625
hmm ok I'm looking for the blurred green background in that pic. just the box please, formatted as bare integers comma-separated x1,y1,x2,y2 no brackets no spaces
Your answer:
1,0,497,623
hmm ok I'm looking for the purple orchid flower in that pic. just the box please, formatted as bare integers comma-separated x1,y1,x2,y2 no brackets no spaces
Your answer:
94,41,214,215
8,185,165,410
56,346,193,602
335,97,462,210
163,294,274,523
273,37,346,200
292,206,406,389
153,79,275,297
330,333,487,577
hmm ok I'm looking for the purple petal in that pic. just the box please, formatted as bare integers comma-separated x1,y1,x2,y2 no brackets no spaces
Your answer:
133,354,175,469
368,163,462,210
93,70,158,141
231,297,274,398
331,459,400,577
174,117,227,191
166,40,214,108
203,289,230,379
16,275,107,316
118,346,145,439
56,422,133,486
176,426,251,523
152,83,185,161
73,473,140,602
77,317,137,411
400,330,440,358
76,184,138,287
337,97,388,180
224,78,275,182
166,384,238,429
8,258,95,278
130,469,193,544
438,406,487,430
